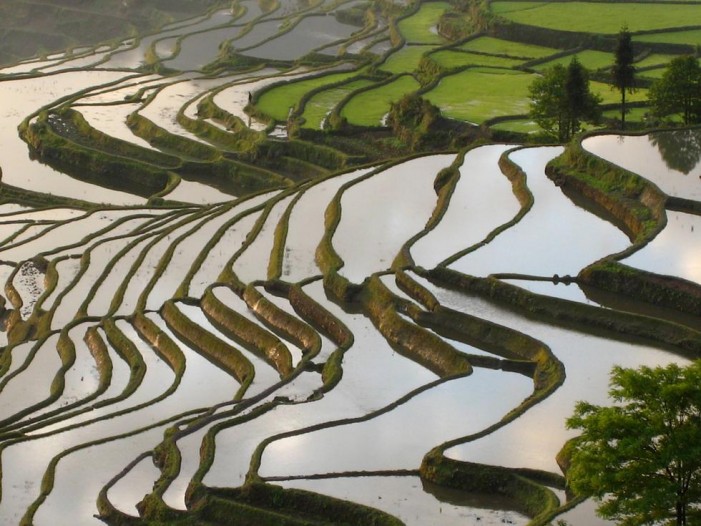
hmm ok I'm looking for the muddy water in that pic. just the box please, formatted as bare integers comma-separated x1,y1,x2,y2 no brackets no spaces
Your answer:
245,15,359,61
583,132,701,201
624,210,701,284
282,475,529,526
334,154,455,283
0,71,146,204
449,147,630,277
411,144,516,268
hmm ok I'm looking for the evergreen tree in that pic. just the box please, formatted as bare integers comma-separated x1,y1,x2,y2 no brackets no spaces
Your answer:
611,25,636,129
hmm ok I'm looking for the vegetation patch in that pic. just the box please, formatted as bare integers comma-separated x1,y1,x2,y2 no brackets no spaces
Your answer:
424,68,535,123
397,2,451,44
491,2,701,34
340,74,421,126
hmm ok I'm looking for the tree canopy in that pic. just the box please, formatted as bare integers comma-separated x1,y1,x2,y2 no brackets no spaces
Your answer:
566,361,701,526
649,55,701,125
529,57,601,142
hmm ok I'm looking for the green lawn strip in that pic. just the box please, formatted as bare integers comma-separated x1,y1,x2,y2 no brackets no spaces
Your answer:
300,78,375,129
398,1,451,44
602,106,650,123
362,275,473,376
533,50,614,72
591,81,648,105
459,36,558,59
492,2,701,34
637,66,667,79
241,284,321,360
430,49,524,69
424,67,534,123
201,288,293,376
267,191,300,280
162,299,254,397
491,118,540,134
340,74,421,126
256,69,360,121
635,53,678,68
635,28,701,45
379,44,436,74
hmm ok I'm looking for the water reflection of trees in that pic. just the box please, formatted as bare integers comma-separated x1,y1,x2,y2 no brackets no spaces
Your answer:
649,129,701,174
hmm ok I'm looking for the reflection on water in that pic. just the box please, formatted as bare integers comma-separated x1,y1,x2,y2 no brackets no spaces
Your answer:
583,132,701,201
649,128,701,175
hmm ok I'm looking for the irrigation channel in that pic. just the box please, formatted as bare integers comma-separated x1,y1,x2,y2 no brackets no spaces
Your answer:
0,2,700,526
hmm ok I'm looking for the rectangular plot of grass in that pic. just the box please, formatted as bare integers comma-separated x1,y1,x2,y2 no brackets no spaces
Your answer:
301,79,376,129
424,68,536,123
590,81,648,104
533,50,614,72
460,36,557,59
430,49,523,69
398,2,450,43
491,119,540,134
635,53,678,68
256,70,360,121
491,2,701,34
635,29,701,45
341,75,421,126
379,45,436,74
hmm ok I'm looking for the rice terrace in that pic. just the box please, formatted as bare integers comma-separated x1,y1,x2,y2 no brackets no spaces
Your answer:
0,0,700,524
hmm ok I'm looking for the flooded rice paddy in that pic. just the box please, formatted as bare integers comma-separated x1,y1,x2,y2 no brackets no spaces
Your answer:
0,3,698,525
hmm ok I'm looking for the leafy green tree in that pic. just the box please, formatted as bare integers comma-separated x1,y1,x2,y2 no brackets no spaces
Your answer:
387,93,440,149
566,361,701,526
649,55,701,124
529,57,601,142
611,25,636,129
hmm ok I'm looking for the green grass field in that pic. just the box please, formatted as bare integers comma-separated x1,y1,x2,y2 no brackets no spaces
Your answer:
635,53,678,68
635,29,701,44
301,79,375,129
491,2,701,34
424,68,535,122
256,70,361,121
341,75,421,126
591,81,648,105
379,45,436,74
398,2,451,43
534,50,614,72
459,36,558,59
430,49,523,69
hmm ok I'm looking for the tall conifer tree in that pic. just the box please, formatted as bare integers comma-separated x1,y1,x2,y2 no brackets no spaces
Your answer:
612,26,636,129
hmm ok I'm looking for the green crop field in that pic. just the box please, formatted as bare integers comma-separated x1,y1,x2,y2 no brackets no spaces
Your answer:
459,36,557,59
379,45,436,74
635,28,701,44
341,75,421,126
424,68,535,122
491,2,701,34
256,70,360,121
534,50,614,72
301,79,375,129
430,49,523,69
397,2,451,43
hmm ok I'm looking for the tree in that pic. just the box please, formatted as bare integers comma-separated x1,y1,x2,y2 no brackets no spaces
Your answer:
566,361,701,526
649,55,701,124
387,93,440,149
529,57,601,142
611,25,636,130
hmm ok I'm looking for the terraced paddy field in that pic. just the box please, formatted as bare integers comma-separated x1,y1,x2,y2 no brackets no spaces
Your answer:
1,0,701,525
